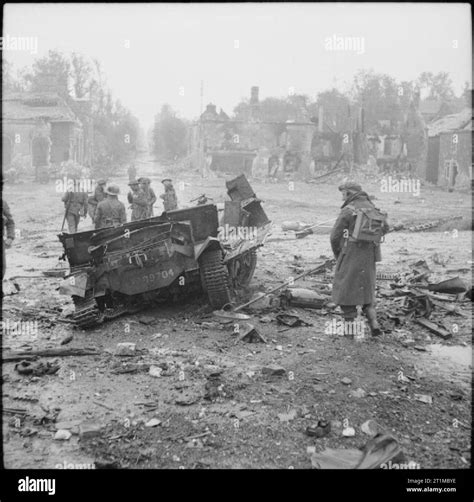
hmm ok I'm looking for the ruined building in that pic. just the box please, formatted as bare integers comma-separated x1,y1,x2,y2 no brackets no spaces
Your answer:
427,107,472,189
2,74,92,178
403,90,428,179
190,86,316,178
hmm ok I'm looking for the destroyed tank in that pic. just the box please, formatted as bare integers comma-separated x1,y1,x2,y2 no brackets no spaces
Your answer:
58,175,271,328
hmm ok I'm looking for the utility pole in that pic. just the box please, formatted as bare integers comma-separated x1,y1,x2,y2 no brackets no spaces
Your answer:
199,80,204,176
200,80,204,116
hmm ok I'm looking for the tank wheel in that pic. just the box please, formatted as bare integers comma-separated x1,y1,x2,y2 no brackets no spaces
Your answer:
199,249,232,308
228,249,257,288
72,293,104,329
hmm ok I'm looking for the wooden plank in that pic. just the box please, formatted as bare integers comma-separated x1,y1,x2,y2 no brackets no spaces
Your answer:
2,347,100,363
415,318,452,340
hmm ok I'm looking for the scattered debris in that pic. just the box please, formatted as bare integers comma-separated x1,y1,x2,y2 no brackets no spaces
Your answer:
349,388,366,398
276,314,312,328
262,365,286,377
79,423,102,439
204,372,228,401
175,394,200,406
54,429,72,441
342,427,356,437
212,310,251,322
15,360,60,376
360,420,379,437
115,343,136,356
311,434,405,469
138,315,156,326
145,418,161,428
2,279,20,296
60,335,74,345
306,420,331,438
237,324,267,344
111,362,150,374
280,288,328,309
55,420,81,432
89,401,112,413
3,347,100,363
414,394,433,405
427,277,467,295
415,318,452,340
149,365,163,378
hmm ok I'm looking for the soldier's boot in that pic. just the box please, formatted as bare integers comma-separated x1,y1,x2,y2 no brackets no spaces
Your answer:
363,304,382,336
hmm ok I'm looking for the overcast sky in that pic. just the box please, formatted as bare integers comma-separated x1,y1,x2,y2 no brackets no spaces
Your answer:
3,3,472,129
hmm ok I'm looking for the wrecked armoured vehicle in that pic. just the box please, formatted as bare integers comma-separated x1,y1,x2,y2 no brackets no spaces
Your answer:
58,175,271,328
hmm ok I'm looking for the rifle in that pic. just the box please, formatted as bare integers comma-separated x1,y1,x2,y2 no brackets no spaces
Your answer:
295,218,336,239
61,192,72,232
218,259,335,314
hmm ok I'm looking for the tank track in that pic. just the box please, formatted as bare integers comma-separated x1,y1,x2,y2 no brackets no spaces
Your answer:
199,249,232,309
72,294,104,329
72,294,142,329
228,249,257,288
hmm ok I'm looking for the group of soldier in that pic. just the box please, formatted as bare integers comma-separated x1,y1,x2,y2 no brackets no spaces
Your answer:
61,177,178,234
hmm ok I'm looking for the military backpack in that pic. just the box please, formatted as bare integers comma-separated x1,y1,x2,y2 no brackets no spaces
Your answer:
347,204,388,244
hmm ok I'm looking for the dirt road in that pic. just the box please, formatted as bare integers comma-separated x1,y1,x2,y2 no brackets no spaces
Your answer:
2,172,471,469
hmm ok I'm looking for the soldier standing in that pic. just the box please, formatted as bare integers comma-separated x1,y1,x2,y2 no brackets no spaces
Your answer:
88,179,107,221
3,200,15,279
94,185,127,229
62,186,88,233
127,181,148,221
128,163,137,182
138,177,157,217
330,181,388,337
160,178,178,212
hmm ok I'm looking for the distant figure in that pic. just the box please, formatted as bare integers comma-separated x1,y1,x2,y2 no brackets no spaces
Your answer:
160,178,178,212
62,185,88,233
88,179,107,221
3,200,15,279
138,177,157,217
127,180,148,221
268,154,280,178
94,185,127,229
128,163,137,182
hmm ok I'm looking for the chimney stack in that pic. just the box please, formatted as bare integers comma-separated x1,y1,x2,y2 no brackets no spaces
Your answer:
205,103,217,115
250,86,259,104
318,106,324,133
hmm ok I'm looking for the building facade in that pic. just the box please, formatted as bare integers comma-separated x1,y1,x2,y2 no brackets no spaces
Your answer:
2,87,91,179
426,108,472,189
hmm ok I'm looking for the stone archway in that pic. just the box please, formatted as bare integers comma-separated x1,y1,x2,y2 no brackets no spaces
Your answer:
32,136,49,166
32,136,50,182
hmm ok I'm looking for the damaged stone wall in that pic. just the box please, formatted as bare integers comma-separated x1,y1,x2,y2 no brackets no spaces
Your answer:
404,104,428,179
438,130,472,189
